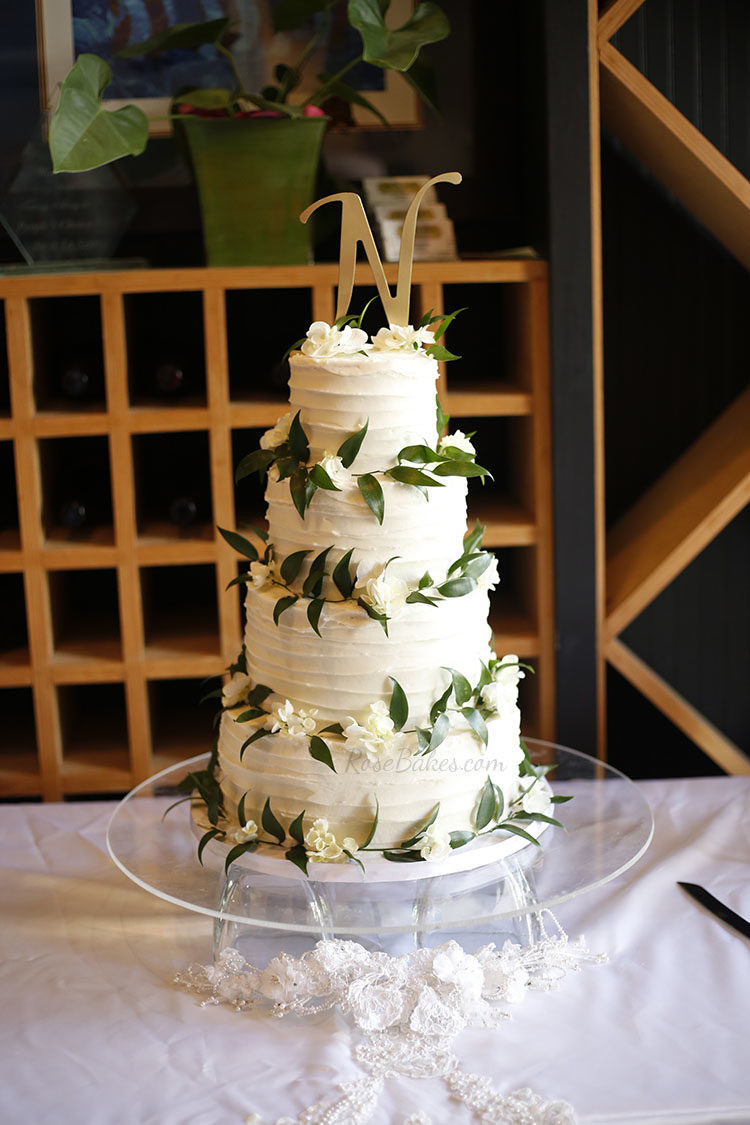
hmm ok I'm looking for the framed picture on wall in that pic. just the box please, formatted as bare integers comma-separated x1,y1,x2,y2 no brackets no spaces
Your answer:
36,0,422,135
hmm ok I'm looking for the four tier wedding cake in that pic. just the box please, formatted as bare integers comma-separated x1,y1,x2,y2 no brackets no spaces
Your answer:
187,312,555,876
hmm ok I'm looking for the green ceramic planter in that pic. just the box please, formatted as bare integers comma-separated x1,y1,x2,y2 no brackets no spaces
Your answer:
179,116,328,267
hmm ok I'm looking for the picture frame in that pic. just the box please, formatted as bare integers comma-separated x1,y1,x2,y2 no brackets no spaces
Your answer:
36,0,422,136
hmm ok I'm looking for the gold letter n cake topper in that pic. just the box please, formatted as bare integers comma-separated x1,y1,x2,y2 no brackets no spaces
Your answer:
300,172,462,327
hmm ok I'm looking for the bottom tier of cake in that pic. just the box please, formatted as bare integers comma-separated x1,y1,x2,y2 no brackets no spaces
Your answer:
217,703,527,853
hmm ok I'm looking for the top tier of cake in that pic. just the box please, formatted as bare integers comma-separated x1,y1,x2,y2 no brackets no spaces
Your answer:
266,349,469,588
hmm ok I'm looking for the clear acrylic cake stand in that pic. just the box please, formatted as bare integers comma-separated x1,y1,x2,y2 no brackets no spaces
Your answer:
106,741,653,963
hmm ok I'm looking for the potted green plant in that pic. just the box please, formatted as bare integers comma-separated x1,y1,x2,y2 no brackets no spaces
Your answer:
48,1,450,267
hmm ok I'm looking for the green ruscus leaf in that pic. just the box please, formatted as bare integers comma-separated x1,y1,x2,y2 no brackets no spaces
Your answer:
386,465,444,489
290,466,309,518
309,735,336,772
273,595,298,625
337,419,369,468
223,840,257,873
332,548,356,599
462,706,489,748
399,803,440,849
436,394,450,438
361,798,379,849
235,448,276,482
197,827,223,866
261,797,286,844
309,463,341,491
285,843,309,874
475,776,498,831
307,597,325,636
287,410,309,462
429,684,452,724
445,666,473,706
388,677,409,731
288,809,306,844
218,527,259,561
280,549,311,583
357,473,384,524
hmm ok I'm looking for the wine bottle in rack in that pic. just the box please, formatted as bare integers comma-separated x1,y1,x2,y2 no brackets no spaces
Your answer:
168,495,198,527
152,359,186,396
58,498,93,531
60,361,91,399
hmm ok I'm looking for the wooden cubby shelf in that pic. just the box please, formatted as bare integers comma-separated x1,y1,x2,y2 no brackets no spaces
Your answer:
0,260,554,799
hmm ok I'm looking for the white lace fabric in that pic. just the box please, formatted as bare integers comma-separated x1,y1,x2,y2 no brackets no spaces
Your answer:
175,917,606,1125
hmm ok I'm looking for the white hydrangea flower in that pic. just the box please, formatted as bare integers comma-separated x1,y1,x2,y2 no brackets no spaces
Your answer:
343,700,406,763
300,321,370,358
480,654,524,713
494,654,525,690
259,411,292,451
222,671,253,708
228,819,258,844
248,560,271,589
267,699,319,737
438,429,476,456
518,778,552,817
370,323,436,352
476,555,500,592
359,568,409,620
304,817,346,862
419,823,452,862
319,450,353,488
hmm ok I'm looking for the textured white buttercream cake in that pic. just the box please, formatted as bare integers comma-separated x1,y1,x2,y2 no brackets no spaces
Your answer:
205,321,550,872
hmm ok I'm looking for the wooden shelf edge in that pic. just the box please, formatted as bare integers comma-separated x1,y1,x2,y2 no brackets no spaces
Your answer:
0,259,547,300
445,387,533,417
606,636,750,776
599,43,750,270
606,388,750,636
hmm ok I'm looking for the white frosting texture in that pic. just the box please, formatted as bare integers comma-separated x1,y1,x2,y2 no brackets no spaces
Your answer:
219,706,525,849
216,342,526,855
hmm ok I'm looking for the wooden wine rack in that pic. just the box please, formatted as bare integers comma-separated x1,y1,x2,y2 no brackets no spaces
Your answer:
0,260,554,799
592,0,750,771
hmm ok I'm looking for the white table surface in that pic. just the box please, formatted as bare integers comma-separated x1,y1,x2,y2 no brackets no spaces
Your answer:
1,775,748,1125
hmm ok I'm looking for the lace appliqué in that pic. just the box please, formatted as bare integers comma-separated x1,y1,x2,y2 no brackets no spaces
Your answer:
176,914,605,1125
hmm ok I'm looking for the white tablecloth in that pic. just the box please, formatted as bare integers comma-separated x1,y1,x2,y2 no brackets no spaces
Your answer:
1,776,748,1125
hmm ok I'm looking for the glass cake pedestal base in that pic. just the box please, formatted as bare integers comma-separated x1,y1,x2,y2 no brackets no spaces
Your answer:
106,741,653,962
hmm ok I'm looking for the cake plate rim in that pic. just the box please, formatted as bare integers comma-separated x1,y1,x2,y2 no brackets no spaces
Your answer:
105,739,655,933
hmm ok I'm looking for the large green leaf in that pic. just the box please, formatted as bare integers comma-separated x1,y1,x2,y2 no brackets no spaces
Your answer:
116,17,230,57
349,0,450,72
50,54,149,173
315,73,390,126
